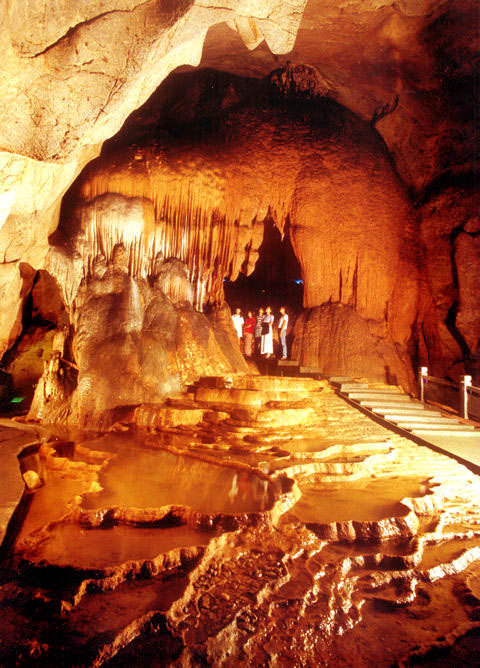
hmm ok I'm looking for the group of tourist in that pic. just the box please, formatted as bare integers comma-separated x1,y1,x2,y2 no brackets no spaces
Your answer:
232,306,289,359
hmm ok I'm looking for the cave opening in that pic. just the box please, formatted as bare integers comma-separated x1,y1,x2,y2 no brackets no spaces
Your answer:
223,213,304,319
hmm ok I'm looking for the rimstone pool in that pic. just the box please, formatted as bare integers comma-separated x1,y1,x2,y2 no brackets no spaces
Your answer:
2,378,480,666
81,439,274,515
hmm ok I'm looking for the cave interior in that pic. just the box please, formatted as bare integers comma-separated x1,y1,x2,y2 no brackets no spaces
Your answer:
0,1,480,666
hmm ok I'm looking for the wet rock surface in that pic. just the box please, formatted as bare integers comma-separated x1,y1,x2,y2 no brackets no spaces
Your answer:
0,423,45,548
2,376,480,665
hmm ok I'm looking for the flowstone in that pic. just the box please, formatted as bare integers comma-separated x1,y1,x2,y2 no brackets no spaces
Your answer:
27,251,247,428
2,376,480,666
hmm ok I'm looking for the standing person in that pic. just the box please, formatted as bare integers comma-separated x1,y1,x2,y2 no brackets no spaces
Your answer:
261,306,274,358
254,307,264,355
278,306,289,359
232,307,244,343
243,310,256,358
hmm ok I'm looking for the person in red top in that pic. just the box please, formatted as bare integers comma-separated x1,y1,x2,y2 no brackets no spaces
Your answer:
243,310,256,358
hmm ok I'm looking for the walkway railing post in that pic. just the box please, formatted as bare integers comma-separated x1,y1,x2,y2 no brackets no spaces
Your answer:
460,375,472,419
419,366,428,404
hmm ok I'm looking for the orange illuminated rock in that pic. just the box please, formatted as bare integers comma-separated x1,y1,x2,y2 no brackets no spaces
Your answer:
54,88,420,387
7,379,480,666
420,185,480,379
29,253,248,427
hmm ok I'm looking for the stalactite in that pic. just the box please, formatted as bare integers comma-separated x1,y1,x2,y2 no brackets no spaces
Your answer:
50,133,302,311
68,190,236,310
74,154,288,310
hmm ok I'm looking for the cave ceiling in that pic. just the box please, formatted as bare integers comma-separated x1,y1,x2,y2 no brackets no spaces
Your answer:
200,0,479,195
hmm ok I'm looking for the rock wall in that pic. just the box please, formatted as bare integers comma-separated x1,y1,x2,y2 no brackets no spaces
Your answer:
291,304,415,388
419,184,480,380
28,249,247,428
40,81,423,393
286,107,420,386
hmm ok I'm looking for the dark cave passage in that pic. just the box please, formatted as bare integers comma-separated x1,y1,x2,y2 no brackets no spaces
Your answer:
224,215,303,319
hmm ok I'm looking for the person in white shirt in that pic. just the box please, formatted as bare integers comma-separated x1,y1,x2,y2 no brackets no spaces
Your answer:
278,306,289,359
232,307,244,341
261,306,274,357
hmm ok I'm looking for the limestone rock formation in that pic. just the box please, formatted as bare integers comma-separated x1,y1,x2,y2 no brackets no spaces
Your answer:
0,4,479,664
28,247,247,427
292,304,414,388
0,0,305,357
420,185,480,380
50,70,422,389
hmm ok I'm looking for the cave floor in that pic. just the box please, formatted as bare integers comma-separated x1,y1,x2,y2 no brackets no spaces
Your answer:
1,376,480,666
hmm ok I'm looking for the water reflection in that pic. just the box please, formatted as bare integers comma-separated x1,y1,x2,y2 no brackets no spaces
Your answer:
291,477,429,523
82,445,273,515
26,524,213,569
